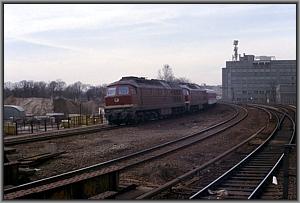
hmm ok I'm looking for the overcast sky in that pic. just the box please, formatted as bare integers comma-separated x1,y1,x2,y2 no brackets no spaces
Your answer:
4,4,296,85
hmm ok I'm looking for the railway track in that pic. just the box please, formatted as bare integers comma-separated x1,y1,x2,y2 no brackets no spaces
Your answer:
4,104,249,199
4,124,120,146
135,105,275,200
4,103,233,146
188,105,295,200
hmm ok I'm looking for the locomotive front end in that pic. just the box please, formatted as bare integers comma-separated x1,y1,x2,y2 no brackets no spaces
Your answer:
104,85,136,124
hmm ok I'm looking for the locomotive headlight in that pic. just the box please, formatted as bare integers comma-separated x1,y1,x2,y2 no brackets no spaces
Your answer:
114,98,119,103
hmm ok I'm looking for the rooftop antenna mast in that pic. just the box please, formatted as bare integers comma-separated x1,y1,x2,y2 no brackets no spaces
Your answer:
232,40,239,61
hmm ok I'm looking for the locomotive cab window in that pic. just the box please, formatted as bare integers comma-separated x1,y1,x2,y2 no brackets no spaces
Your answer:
118,86,129,95
107,87,116,96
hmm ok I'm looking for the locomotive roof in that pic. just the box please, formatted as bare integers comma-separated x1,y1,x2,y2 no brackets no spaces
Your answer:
108,76,182,89
179,83,205,91
204,89,216,93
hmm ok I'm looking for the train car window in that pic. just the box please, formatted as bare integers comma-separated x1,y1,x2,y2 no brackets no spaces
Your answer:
107,87,116,96
118,86,129,95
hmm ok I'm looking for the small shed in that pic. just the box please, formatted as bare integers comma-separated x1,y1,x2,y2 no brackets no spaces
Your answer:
46,113,65,123
4,105,26,121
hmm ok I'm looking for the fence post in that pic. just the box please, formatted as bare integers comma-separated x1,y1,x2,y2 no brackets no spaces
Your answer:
57,120,60,130
93,115,95,124
15,122,18,135
31,121,33,133
68,117,70,128
100,113,103,124
44,119,47,131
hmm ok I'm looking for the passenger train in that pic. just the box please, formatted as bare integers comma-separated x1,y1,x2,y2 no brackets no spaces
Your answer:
104,77,217,125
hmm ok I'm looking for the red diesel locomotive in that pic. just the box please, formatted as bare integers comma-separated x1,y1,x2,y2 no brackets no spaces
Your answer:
104,76,217,125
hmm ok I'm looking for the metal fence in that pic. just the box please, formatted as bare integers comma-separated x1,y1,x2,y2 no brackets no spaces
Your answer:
4,115,107,136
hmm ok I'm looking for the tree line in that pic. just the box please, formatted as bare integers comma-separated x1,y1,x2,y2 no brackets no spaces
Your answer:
4,79,107,102
4,65,191,101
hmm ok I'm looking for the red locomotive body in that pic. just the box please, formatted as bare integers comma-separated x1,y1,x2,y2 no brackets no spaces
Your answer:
104,77,185,124
179,83,207,112
104,76,217,125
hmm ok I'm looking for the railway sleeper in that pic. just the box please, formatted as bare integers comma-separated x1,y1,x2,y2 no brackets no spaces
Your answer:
246,162,276,165
225,195,251,199
220,187,254,192
235,172,267,176
239,166,270,170
252,155,280,158
227,191,252,196
220,183,258,188
239,169,270,173
230,176,264,180
224,180,260,184
249,156,277,160
242,165,274,168
249,158,277,162
261,151,284,154
249,161,274,167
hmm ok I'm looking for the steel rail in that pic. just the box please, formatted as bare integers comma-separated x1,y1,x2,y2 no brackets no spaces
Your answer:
136,105,272,199
4,124,120,146
189,107,282,199
190,105,295,200
4,104,242,197
248,105,295,199
4,104,235,146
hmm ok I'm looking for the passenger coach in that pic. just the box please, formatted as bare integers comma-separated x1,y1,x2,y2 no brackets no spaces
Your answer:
104,76,217,125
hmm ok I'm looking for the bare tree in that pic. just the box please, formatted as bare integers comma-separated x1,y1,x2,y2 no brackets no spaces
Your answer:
48,81,58,99
56,79,66,98
73,81,82,101
157,64,192,84
174,77,191,83
158,64,175,82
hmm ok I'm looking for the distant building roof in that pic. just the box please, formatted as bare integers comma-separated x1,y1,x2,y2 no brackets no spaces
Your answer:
4,105,25,112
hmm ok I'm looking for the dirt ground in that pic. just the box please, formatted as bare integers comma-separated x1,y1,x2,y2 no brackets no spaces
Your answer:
7,104,234,181
120,106,269,187
5,104,296,200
